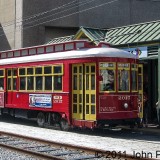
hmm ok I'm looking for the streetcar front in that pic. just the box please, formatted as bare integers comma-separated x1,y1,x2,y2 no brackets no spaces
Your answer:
97,59,139,127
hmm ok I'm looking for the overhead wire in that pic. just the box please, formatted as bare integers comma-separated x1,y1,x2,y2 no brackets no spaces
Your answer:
1,0,79,28
0,0,97,34
22,0,98,27
0,0,119,38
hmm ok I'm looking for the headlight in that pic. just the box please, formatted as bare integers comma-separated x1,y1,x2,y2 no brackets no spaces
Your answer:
124,103,128,109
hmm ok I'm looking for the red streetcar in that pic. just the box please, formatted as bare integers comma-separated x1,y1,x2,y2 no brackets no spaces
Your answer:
0,40,139,130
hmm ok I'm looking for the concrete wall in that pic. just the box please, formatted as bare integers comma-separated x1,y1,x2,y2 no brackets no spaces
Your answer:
22,0,79,47
0,0,15,51
79,0,160,28
1,0,160,50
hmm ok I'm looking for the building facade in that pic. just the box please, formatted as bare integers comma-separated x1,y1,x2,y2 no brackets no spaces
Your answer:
1,0,160,51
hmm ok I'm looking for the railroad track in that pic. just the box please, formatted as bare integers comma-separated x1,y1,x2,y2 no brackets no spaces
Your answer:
0,131,156,160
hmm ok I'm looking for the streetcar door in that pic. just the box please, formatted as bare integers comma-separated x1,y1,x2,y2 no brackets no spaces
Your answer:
138,64,143,119
72,64,84,120
5,69,17,105
84,63,96,121
72,63,96,121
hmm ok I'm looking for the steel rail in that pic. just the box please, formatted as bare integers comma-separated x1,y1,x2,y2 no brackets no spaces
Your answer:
0,142,64,160
0,130,156,160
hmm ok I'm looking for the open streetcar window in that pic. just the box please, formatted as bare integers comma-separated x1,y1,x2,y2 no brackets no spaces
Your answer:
118,63,130,92
0,69,4,90
99,62,116,92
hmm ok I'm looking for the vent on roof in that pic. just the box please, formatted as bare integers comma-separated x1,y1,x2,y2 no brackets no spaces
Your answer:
147,45,158,56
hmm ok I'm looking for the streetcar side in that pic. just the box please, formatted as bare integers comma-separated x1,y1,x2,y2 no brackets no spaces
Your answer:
0,45,139,130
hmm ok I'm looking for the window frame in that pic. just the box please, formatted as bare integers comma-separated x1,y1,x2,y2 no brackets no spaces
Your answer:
99,62,116,93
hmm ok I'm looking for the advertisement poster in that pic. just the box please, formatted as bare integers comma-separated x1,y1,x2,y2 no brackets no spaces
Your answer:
29,94,52,108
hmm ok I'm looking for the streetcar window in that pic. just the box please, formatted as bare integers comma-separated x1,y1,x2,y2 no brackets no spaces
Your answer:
13,78,17,90
79,104,82,113
86,105,89,114
20,77,26,90
73,104,77,113
45,76,52,90
118,63,130,92
54,66,62,74
0,70,4,76
22,50,28,56
44,66,52,74
0,79,4,90
0,78,3,90
53,65,63,91
19,68,25,75
86,75,89,90
14,51,20,57
73,75,77,90
0,70,4,90
17,64,63,92
35,67,42,75
54,75,62,90
36,76,43,90
27,68,34,75
91,74,95,90
99,62,116,92
91,105,95,114
131,64,138,91
79,75,82,90
55,44,63,52
86,66,89,73
7,78,11,90
27,76,34,90
7,70,12,76
7,69,12,90
73,66,77,73
13,69,17,91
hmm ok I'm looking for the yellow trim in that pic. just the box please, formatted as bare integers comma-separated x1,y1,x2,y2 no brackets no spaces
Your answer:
75,31,84,40
74,31,95,43
138,64,143,119
131,64,138,92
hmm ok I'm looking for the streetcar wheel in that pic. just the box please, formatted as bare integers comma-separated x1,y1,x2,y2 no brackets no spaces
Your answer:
60,119,69,131
37,112,45,127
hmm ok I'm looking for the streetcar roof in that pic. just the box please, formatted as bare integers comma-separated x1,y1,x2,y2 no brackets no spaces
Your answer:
0,47,137,65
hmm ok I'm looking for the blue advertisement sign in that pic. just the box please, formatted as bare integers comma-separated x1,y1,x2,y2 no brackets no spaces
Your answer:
122,46,147,58
29,94,52,108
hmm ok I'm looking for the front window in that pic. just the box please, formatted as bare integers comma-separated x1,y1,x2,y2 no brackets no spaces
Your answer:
118,63,130,92
99,62,116,92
